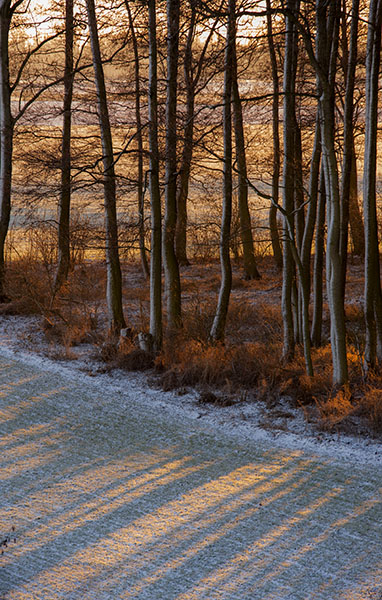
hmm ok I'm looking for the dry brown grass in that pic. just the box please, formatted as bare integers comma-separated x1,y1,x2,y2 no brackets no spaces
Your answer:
315,388,356,431
157,286,334,407
227,301,282,343
4,257,105,351
357,372,382,434
3,258,53,315
95,336,154,371
312,369,382,436
157,337,281,393
362,388,382,434
2,251,382,439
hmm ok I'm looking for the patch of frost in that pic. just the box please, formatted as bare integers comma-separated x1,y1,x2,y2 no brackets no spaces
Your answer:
0,314,381,467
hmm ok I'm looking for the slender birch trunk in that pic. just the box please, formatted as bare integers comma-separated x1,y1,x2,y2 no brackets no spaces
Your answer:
281,0,299,360
54,0,74,296
316,0,348,385
339,0,360,295
363,0,382,370
311,170,326,347
163,0,182,329
266,0,282,270
232,39,260,281
338,8,364,262
148,0,162,351
86,0,126,335
293,117,304,253
301,115,321,293
175,1,196,268
125,0,149,279
210,0,234,342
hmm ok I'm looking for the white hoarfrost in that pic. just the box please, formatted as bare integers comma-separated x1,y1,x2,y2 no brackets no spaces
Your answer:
0,314,381,600
0,314,380,466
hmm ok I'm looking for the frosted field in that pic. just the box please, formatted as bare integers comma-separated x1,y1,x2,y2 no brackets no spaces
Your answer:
0,350,382,600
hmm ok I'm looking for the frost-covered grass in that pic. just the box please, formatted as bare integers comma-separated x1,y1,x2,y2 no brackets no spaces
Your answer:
0,349,381,599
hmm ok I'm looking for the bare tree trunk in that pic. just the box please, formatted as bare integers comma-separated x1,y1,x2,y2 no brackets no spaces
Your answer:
339,5,364,259
294,116,304,346
175,4,220,267
339,0,360,294
53,0,74,297
231,38,261,280
301,115,321,293
266,0,282,270
163,0,182,330
125,0,149,279
86,0,126,335
311,169,326,347
348,145,364,257
0,3,14,302
363,0,382,371
293,117,305,253
290,0,348,381
281,0,298,360
298,114,321,366
279,0,314,375
175,108,192,267
210,0,234,342
148,0,162,351
175,1,196,268
317,0,348,385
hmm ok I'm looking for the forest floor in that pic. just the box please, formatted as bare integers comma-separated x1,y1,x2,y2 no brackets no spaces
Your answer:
0,254,380,455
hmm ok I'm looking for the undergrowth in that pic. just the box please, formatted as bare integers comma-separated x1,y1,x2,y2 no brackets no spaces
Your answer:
2,255,382,437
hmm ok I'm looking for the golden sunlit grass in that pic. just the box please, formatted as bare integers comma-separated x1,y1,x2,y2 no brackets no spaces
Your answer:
315,387,355,430
157,338,278,392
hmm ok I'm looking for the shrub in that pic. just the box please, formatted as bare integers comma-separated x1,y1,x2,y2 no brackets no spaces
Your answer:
315,388,355,431
361,387,382,434
157,336,282,394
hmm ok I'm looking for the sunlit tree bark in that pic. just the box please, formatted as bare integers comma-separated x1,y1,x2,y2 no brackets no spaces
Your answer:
301,116,321,297
279,0,315,375
299,113,321,366
163,0,182,329
281,0,299,361
86,0,126,335
293,117,304,255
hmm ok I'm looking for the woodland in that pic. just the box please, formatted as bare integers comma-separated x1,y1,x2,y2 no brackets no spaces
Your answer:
1,0,382,435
